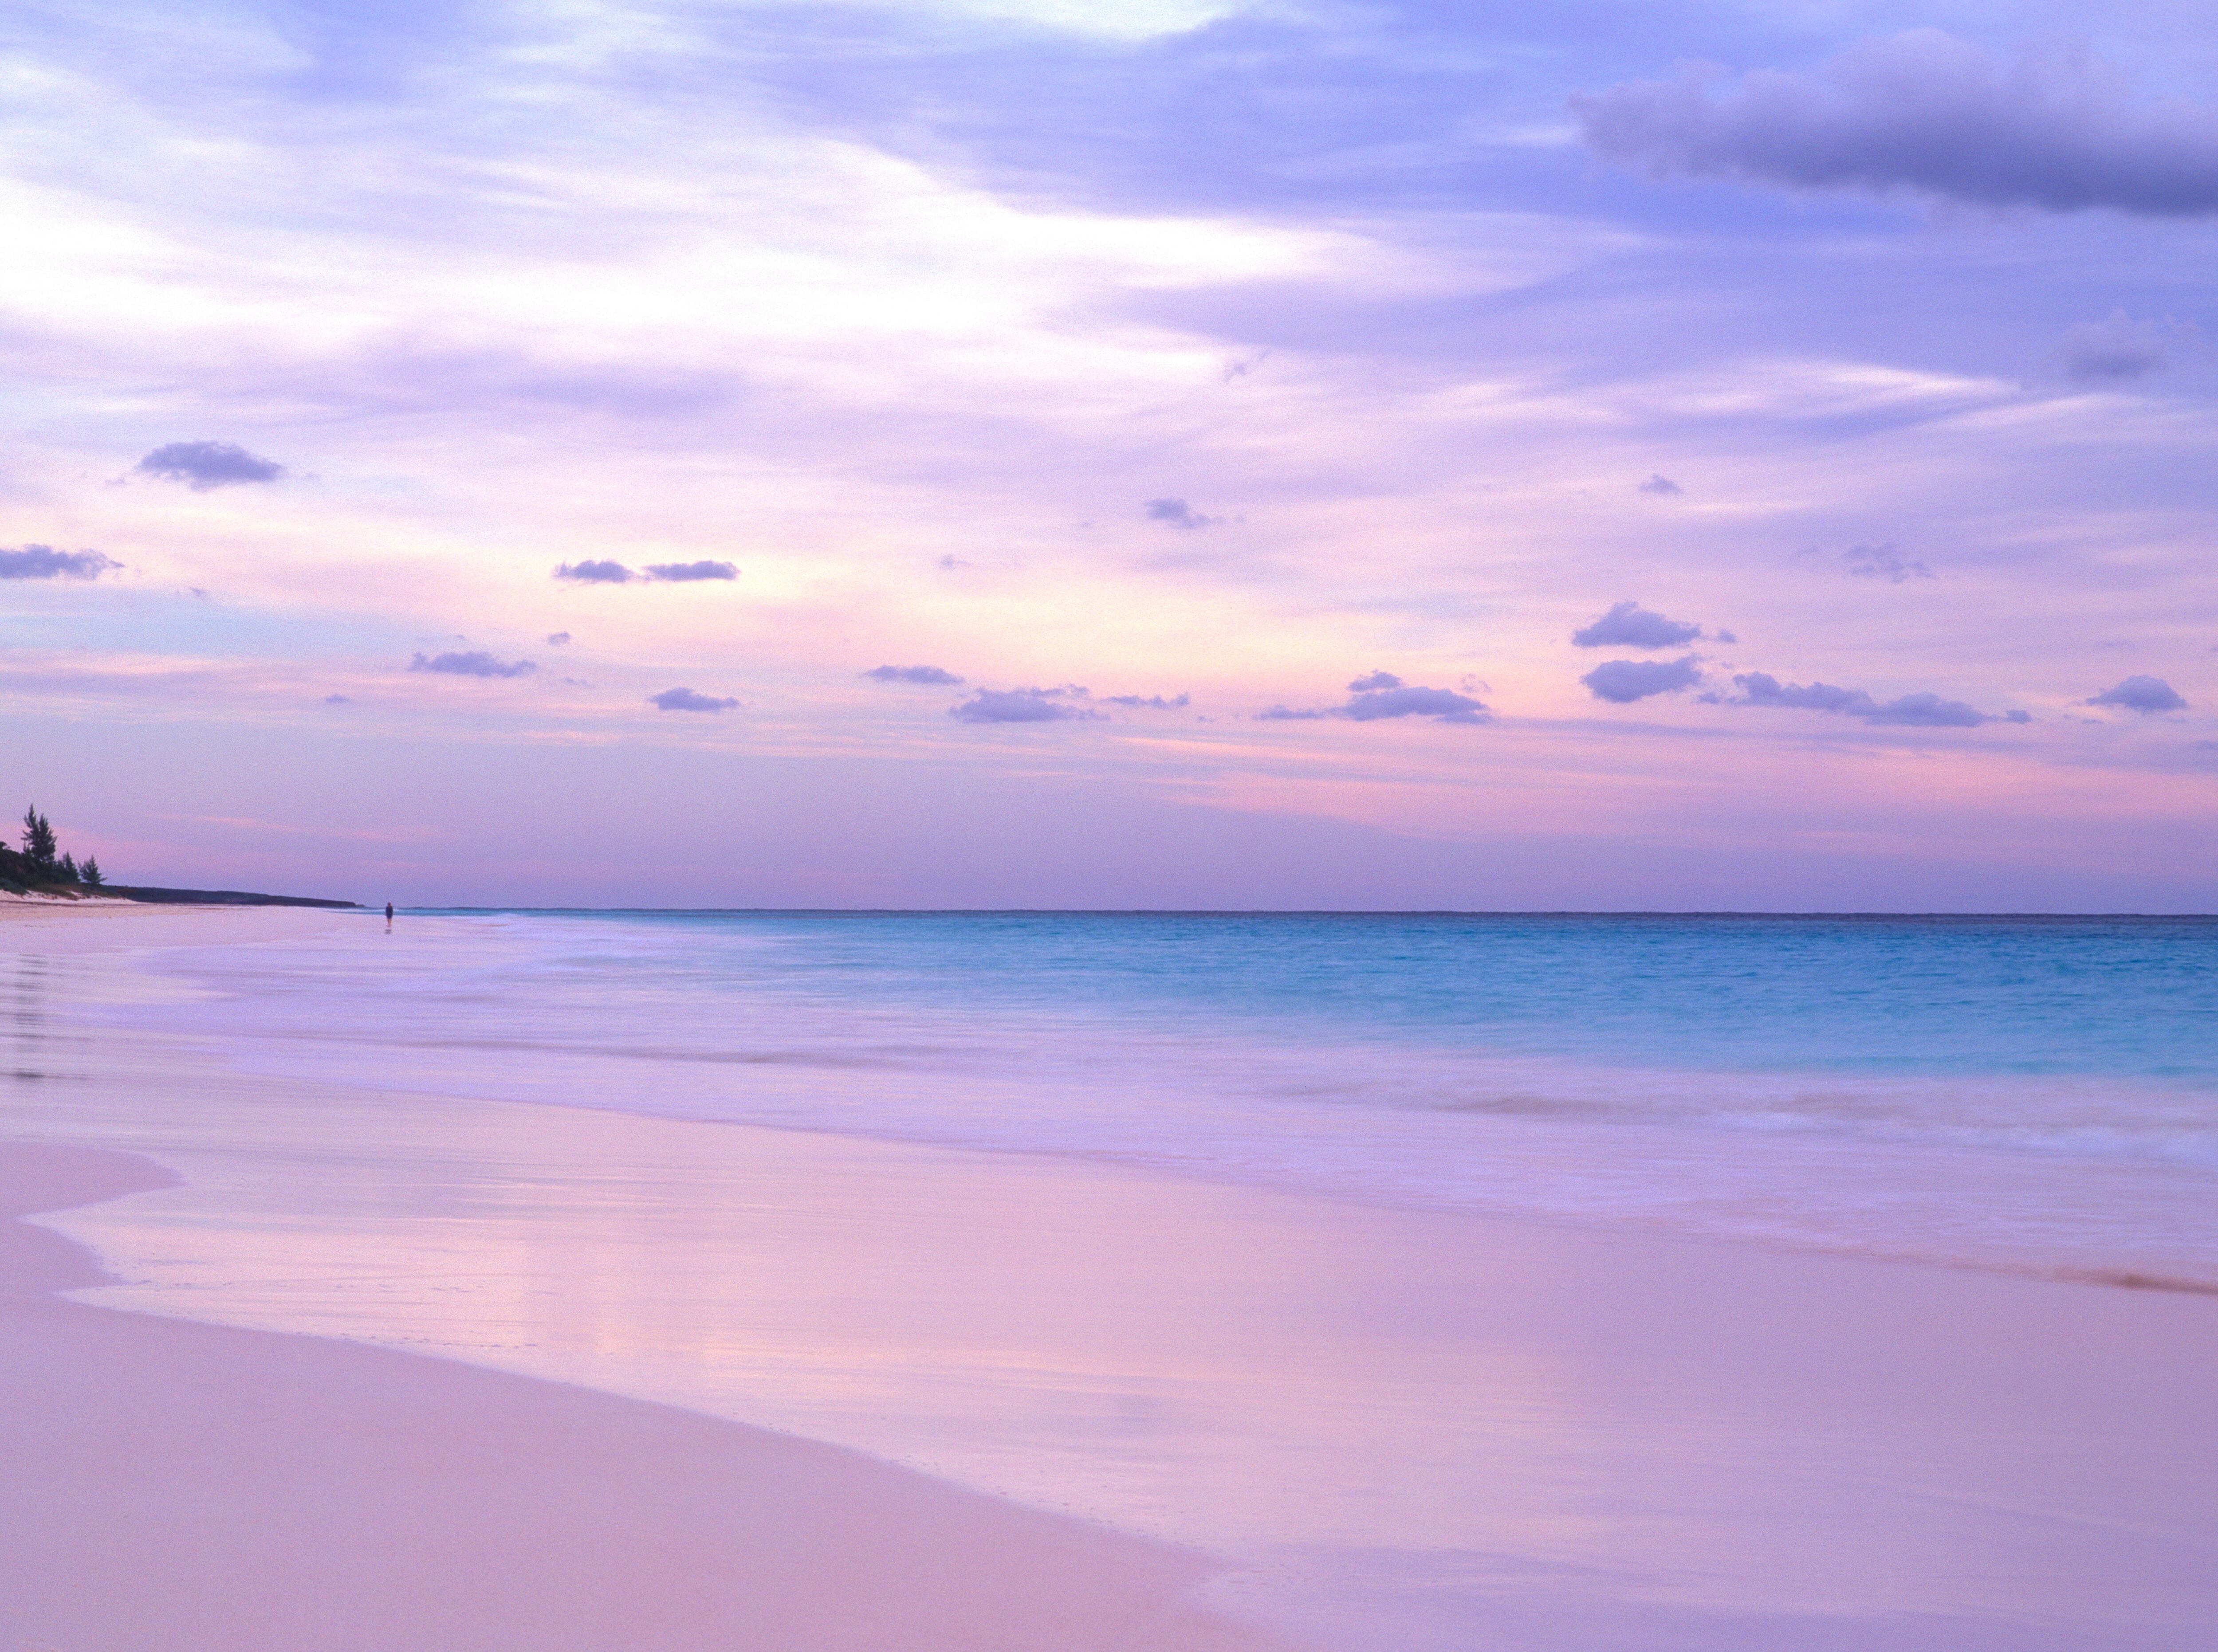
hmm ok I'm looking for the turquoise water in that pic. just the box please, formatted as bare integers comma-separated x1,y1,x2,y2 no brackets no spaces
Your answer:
138,910,2218,1283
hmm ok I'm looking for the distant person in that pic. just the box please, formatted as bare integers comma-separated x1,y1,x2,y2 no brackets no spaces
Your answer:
385,902,394,929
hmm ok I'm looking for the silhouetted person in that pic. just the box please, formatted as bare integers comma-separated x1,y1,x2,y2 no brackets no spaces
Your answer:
385,902,394,929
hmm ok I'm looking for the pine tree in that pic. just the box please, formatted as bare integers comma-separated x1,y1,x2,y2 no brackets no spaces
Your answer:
80,856,103,888
21,807,56,871
58,852,78,883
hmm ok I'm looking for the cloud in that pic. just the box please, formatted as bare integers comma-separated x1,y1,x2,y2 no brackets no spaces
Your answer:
1347,671,1403,691
1844,544,1933,582
555,560,636,583
555,559,738,584
865,664,964,685
937,555,973,570
1101,692,1190,708
1638,473,1683,495
135,440,285,490
642,560,738,582
1573,31,2218,217
409,651,536,679
2059,311,2182,380
950,686,1103,723
1730,672,2006,727
1582,656,1703,703
322,694,350,705
1571,601,1705,650
545,632,572,645
0,545,121,580
1144,497,1216,530
1261,682,1489,725
2087,675,2187,714
649,687,739,712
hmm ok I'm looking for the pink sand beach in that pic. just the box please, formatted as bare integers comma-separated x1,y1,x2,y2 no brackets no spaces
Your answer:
4,904,2216,1650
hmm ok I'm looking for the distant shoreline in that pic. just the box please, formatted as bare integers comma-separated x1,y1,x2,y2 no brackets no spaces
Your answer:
1,886,357,910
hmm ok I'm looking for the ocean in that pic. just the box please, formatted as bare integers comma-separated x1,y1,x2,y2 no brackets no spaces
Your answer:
122,909,2218,1289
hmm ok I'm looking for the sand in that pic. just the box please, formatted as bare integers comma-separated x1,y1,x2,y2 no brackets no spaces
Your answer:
0,1141,1288,1652
5,904,2217,1650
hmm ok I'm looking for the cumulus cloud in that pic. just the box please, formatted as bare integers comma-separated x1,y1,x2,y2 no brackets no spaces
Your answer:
555,560,635,583
1260,681,1489,725
643,560,738,582
0,545,121,580
2059,311,2182,380
553,559,737,584
949,686,1103,723
649,687,739,712
865,664,964,685
409,651,536,679
1730,671,2019,726
1638,473,1683,495
2087,674,2187,714
1844,544,1933,582
1572,601,1705,650
1101,692,1190,708
1144,497,1216,530
1347,671,1403,691
1582,656,1703,703
135,440,285,490
1573,31,2218,217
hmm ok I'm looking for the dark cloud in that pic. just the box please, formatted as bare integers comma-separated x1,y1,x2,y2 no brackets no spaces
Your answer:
642,560,738,582
0,545,121,580
1573,31,2218,217
545,631,572,645
949,686,1102,724
1572,601,1704,650
649,687,739,712
2059,312,2178,380
1347,671,1403,691
1144,497,1216,530
1101,692,1190,709
1638,473,1683,495
2087,675,2187,714
322,694,350,705
555,560,635,584
409,651,536,679
1844,544,1933,582
1731,671,2009,727
135,440,285,490
1582,656,1702,703
865,664,964,685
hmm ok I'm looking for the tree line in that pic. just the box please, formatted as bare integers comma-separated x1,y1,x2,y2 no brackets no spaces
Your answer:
0,807,104,891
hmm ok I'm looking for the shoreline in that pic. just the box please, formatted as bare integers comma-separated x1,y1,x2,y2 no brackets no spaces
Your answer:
8,905,2218,1648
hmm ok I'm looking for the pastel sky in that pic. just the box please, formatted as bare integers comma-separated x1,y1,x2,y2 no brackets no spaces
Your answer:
7,0,2218,908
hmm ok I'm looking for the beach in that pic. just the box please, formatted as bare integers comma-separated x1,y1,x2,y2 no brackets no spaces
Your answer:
4,904,2216,1649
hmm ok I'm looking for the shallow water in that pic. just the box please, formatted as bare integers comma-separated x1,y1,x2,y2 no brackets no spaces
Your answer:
111,908,2218,1286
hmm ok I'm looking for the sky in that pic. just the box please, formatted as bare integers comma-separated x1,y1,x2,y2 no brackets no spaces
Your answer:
6,0,2218,908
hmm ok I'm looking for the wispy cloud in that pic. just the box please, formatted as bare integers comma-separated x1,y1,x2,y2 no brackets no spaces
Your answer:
1843,544,1933,583
1144,497,1216,530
